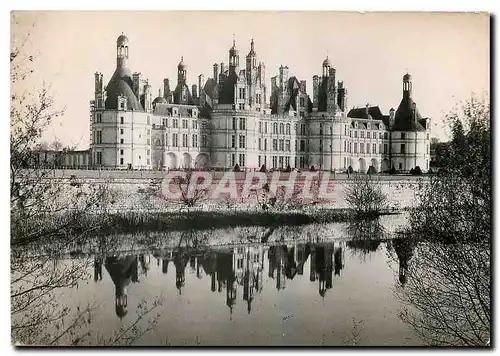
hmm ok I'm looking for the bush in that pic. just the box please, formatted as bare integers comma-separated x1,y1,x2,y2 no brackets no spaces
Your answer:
233,164,241,172
412,166,422,175
389,167,397,175
367,166,376,175
347,166,354,174
343,174,388,217
310,165,317,172
284,164,292,173
259,164,267,173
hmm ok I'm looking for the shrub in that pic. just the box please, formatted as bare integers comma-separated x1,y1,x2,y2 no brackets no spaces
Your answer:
233,164,241,172
413,166,422,175
284,164,292,173
367,166,376,175
389,167,397,175
310,165,317,172
347,166,354,174
259,164,267,173
343,174,388,217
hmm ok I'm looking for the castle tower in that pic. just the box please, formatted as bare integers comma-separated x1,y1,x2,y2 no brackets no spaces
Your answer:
213,63,219,84
403,73,412,100
229,38,239,73
116,33,129,68
177,56,187,85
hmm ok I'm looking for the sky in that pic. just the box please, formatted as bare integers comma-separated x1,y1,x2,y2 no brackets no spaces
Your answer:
11,11,490,149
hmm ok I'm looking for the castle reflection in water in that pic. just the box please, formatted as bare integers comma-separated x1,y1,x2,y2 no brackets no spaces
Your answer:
93,240,413,319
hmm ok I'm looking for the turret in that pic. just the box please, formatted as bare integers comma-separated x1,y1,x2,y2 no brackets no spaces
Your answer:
229,38,239,73
403,73,412,100
116,33,129,68
177,57,187,85
312,75,319,109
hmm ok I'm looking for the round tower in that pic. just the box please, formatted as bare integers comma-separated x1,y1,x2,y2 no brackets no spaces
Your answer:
229,37,239,72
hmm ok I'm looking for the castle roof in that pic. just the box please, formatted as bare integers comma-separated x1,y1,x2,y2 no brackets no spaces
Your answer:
393,98,426,131
104,66,143,111
347,106,384,121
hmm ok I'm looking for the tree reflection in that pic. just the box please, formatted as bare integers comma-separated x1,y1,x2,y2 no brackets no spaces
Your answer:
345,218,385,260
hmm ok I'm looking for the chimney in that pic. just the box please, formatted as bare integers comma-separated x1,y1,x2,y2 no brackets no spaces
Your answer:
192,84,198,99
163,78,171,101
213,63,219,84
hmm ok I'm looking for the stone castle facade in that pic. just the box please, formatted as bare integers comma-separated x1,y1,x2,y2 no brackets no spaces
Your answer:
89,34,432,172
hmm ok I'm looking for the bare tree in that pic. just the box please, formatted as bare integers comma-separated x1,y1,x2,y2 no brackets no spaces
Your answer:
343,174,388,217
10,13,161,346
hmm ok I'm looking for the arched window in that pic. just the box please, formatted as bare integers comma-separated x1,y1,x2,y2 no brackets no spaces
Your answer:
279,123,284,134
273,123,278,134
286,124,290,135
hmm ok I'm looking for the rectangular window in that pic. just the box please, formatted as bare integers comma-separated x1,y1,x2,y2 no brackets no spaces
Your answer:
182,134,188,147
384,132,388,139
273,139,278,151
366,144,370,154
201,135,207,148
192,134,198,147
354,143,358,154
173,133,178,147
120,128,124,135
239,153,245,167
279,139,284,151
147,138,150,145
259,122,262,133
361,131,365,139
300,124,306,135
320,123,324,135
239,103,244,110
258,138,262,150
399,162,403,170
265,122,268,134
120,138,124,144
300,97,305,107
165,134,168,146
95,130,102,144
285,140,290,151
272,156,278,168
426,133,430,140
231,135,236,148
273,123,278,134
384,144,388,154
286,124,290,135
231,154,235,167
373,143,377,154
319,140,323,152
361,143,365,154
239,118,246,130
258,155,262,167
193,120,198,129
163,118,168,127
120,149,124,155
120,158,124,165
401,132,406,139
300,111,304,118
344,141,347,152
147,129,150,136
379,132,383,139
401,144,406,153
278,156,284,169
96,152,102,165
232,117,237,130
354,131,358,138
147,149,150,156
239,135,246,149
173,119,178,128
120,117,124,124
182,119,188,129
264,139,268,150
300,140,305,152
147,116,150,125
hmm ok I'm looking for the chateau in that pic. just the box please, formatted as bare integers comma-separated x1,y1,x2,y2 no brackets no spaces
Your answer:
89,33,432,172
